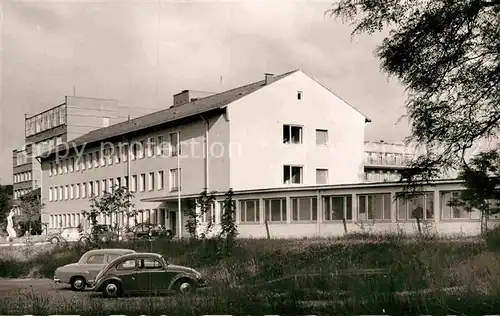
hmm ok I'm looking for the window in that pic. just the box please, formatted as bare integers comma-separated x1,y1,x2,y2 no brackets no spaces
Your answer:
139,174,146,192
148,172,155,191
87,153,93,169
138,258,163,270
59,186,63,201
283,125,302,144
117,259,136,270
108,179,114,193
131,175,137,192
441,191,480,220
264,198,287,222
88,182,93,197
397,192,434,221
201,203,216,224
323,195,352,221
101,180,106,195
116,177,121,189
49,188,53,202
95,181,100,196
316,169,328,185
124,176,129,189
93,151,99,168
316,129,328,146
106,147,113,165
157,171,164,190
114,146,121,163
82,183,87,199
102,117,110,127
107,253,125,262
139,140,145,159
49,163,53,177
169,132,180,156
81,155,86,170
291,197,318,221
157,136,164,155
240,199,260,223
148,137,155,157
69,185,74,200
131,142,137,160
64,185,69,200
169,168,181,191
121,144,128,162
358,194,391,221
297,90,303,100
284,165,303,184
87,254,105,264
100,149,106,166
63,160,68,174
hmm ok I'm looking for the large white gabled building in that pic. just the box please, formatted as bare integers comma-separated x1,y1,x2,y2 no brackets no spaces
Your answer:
38,70,370,237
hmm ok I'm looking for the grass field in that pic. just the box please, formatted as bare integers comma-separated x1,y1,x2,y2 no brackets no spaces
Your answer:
1,231,500,314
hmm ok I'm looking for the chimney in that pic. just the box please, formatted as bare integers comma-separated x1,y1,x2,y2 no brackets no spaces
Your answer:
172,90,216,108
265,73,274,85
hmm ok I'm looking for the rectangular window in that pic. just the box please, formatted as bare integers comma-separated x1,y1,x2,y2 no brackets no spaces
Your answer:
49,188,53,202
148,137,155,157
157,136,164,155
139,174,146,192
49,163,53,177
86,153,92,169
82,182,87,199
169,132,180,156
316,129,328,146
291,197,318,221
69,158,74,172
264,198,287,222
124,176,129,189
116,177,121,189
75,157,80,171
100,149,106,166
323,195,352,221
69,185,74,200
139,140,145,159
101,180,106,195
88,182,93,197
316,169,328,185
358,194,391,221
131,175,137,192
63,159,68,174
95,181,100,196
121,144,128,162
297,90,303,100
81,154,86,170
58,186,63,201
106,147,113,165
108,179,114,193
169,168,181,191
157,171,164,190
440,191,480,220
93,151,99,168
284,165,303,184
148,172,155,191
283,125,302,144
240,199,260,223
76,184,81,199
64,185,69,200
131,142,137,160
397,192,434,221
114,146,121,163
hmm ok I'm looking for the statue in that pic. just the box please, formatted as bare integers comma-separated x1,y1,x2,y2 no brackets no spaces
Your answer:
6,208,17,242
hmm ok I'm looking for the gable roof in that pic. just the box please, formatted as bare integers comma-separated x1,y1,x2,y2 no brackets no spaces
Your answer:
40,70,299,160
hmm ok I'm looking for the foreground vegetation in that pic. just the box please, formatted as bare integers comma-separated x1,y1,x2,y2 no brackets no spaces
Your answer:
1,231,500,314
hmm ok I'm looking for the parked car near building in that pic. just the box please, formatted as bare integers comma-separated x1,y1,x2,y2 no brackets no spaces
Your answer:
54,248,135,291
92,252,206,298
128,223,173,240
46,227,83,244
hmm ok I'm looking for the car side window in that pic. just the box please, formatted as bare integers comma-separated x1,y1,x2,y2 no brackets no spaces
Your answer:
138,258,163,270
116,259,136,270
87,254,105,264
107,254,122,263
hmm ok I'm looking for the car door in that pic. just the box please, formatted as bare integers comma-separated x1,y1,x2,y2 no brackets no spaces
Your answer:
134,258,169,294
85,254,107,283
115,259,138,293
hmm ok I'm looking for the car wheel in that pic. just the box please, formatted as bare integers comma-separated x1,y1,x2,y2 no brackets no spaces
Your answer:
174,279,195,294
50,237,59,244
70,276,86,291
103,281,121,298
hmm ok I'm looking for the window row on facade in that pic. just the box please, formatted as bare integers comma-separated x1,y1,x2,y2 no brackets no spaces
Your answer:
207,191,487,224
364,151,413,166
14,171,32,184
25,105,66,137
48,169,181,202
283,125,329,146
13,189,32,200
284,165,329,185
364,170,400,183
48,208,169,229
48,132,181,177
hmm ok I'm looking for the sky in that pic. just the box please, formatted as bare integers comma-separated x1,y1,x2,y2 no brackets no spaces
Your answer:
0,0,409,185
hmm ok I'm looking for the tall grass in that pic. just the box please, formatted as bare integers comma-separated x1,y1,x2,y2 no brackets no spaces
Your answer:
1,234,499,314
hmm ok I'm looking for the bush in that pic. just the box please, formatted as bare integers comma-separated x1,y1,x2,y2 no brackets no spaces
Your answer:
486,225,500,251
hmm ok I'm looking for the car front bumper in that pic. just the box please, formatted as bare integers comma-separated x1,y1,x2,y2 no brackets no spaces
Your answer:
54,278,60,283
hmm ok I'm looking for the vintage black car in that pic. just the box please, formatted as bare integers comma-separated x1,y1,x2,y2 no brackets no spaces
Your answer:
91,252,206,298
129,223,172,240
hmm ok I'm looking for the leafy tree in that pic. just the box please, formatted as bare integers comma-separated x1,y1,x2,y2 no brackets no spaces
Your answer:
18,193,44,235
82,185,134,243
219,189,238,252
0,185,13,227
327,0,500,193
449,149,500,234
184,190,217,239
